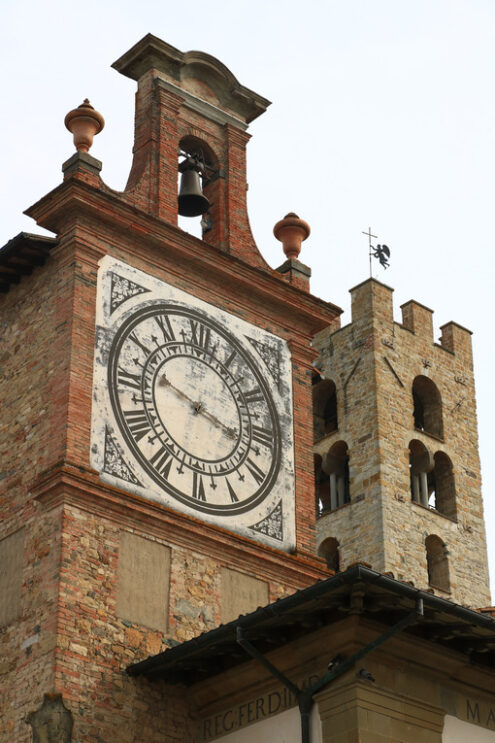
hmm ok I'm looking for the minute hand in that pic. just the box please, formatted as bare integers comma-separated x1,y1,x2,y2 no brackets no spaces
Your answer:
160,374,237,439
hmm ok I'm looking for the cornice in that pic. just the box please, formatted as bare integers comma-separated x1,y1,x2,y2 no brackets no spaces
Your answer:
25,178,342,336
31,463,330,588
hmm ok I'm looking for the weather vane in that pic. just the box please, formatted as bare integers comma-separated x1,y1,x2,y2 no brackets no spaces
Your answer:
362,227,391,277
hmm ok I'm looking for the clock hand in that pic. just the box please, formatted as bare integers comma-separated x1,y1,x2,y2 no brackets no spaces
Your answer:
196,406,238,439
160,374,238,439
159,373,195,405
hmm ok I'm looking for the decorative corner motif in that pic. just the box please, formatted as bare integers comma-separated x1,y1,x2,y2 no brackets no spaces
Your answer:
247,337,282,390
383,356,404,388
249,500,283,541
103,427,141,485
26,693,73,743
110,271,149,314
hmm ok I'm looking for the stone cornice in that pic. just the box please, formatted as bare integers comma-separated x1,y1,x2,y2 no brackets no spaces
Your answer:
31,463,330,588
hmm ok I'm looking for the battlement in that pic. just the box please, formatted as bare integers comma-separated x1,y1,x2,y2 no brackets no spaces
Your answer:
344,277,473,358
350,277,394,327
400,300,434,339
439,321,473,361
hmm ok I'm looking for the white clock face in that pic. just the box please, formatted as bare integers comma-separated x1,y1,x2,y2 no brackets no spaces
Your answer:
91,257,295,550
108,304,281,514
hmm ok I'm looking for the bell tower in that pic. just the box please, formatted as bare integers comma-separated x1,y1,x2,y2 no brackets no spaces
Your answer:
313,277,491,607
111,34,271,266
0,34,343,742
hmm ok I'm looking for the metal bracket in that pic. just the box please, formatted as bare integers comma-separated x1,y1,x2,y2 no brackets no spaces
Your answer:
235,598,423,743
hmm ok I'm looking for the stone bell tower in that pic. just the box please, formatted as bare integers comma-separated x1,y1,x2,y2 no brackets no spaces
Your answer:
312,277,491,607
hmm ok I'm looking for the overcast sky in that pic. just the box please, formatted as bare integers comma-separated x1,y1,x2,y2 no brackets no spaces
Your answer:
2,0,494,597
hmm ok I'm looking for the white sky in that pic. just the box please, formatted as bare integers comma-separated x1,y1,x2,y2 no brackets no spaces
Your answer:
2,0,494,599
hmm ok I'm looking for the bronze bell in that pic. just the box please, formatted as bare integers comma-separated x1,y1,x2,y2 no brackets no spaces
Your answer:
178,166,210,217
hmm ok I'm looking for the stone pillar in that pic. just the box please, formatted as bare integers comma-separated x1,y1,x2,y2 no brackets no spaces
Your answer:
330,474,338,511
420,471,429,507
315,681,444,743
411,474,420,503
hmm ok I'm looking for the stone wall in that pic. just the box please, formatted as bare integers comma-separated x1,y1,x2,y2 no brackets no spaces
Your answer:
313,278,490,606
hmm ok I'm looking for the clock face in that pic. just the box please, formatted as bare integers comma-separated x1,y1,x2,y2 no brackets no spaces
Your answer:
91,256,295,550
108,304,281,515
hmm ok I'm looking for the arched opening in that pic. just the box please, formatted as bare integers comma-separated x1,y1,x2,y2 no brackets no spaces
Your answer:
318,537,340,573
314,454,330,516
412,376,444,439
312,376,338,441
430,452,457,519
409,439,433,507
324,441,350,511
178,135,220,241
425,535,450,592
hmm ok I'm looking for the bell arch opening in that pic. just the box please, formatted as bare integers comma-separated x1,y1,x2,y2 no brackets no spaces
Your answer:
318,537,340,573
314,454,330,516
430,452,457,519
178,135,220,240
324,441,350,511
412,375,444,439
425,534,450,592
312,376,338,441
409,439,433,507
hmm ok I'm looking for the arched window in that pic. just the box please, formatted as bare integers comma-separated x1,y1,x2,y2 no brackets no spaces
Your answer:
324,441,350,511
409,439,433,507
314,454,330,516
178,135,219,241
429,452,457,519
312,377,338,441
318,537,340,573
425,535,450,592
412,376,444,439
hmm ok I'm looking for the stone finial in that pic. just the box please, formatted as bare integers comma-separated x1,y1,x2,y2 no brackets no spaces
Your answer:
273,212,310,260
64,99,104,153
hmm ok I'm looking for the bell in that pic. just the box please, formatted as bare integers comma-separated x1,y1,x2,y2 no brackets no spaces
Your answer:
178,167,210,217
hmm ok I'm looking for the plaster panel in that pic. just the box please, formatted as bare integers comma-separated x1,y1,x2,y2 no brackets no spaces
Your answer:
0,528,24,627
443,715,495,741
91,256,295,550
220,567,268,623
116,531,171,631
208,707,320,743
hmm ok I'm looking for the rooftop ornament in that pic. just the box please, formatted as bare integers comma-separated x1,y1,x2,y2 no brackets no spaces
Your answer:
273,212,310,260
64,99,104,153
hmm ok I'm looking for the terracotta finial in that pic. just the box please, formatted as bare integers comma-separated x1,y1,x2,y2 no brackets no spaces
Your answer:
273,212,311,260
64,99,105,153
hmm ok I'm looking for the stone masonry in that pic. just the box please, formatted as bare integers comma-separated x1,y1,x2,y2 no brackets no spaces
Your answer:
313,277,490,607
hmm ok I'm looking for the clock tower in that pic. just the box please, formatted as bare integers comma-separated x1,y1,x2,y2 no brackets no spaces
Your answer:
0,34,341,742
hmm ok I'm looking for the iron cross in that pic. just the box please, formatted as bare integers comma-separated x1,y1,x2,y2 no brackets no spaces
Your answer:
362,227,378,277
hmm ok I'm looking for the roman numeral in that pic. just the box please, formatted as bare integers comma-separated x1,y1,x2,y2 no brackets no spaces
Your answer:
129,331,150,356
189,320,211,351
225,478,239,503
192,473,206,501
245,457,265,486
224,350,236,368
117,367,141,390
243,387,264,404
155,314,175,343
123,409,151,442
252,426,273,449
149,446,172,479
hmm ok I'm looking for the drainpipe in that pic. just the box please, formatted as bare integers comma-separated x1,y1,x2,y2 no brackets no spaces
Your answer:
236,598,423,743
